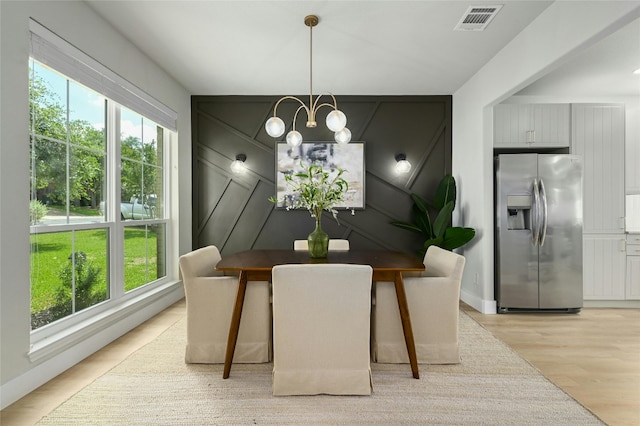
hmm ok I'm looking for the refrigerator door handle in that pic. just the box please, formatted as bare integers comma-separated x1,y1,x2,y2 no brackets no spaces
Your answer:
532,178,540,247
539,178,548,247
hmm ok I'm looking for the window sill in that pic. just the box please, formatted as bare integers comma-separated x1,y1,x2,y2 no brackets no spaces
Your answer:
28,280,182,363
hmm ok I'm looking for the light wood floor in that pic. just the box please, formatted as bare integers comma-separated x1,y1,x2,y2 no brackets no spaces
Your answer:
2,300,639,425
463,304,640,426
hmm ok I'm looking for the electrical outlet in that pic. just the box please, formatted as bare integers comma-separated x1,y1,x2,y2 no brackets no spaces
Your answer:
474,272,479,286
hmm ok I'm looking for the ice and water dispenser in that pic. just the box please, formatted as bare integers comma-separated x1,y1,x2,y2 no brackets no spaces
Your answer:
506,195,531,230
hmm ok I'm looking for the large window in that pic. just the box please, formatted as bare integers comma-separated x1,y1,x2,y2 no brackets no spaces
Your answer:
29,23,174,332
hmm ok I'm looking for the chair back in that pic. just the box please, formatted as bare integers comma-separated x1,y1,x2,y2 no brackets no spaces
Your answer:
179,245,271,364
328,239,350,251
293,240,308,250
179,245,223,279
373,245,466,364
293,239,350,251
271,263,372,395
423,245,466,280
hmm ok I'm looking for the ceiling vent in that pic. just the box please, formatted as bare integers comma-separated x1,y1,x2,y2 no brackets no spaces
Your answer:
454,5,503,31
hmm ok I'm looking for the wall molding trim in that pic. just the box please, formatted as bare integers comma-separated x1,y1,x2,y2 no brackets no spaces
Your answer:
191,95,452,255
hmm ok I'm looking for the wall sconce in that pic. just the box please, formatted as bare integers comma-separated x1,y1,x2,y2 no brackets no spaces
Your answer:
395,154,411,174
230,154,247,174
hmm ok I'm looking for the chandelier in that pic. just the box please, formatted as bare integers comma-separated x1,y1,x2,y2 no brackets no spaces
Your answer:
264,15,351,147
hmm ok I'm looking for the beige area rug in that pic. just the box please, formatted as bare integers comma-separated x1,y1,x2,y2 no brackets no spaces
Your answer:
38,312,602,425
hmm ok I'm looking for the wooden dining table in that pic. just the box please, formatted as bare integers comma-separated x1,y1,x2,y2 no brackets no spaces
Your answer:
216,249,425,380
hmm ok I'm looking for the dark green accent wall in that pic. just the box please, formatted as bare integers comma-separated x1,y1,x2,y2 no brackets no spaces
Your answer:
191,95,451,256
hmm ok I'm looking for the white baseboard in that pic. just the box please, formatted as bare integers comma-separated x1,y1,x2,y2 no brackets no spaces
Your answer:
0,283,184,410
460,289,497,314
482,299,498,314
462,296,640,312
583,300,640,308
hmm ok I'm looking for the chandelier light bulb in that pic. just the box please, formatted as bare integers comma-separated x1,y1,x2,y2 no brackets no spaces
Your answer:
286,130,303,147
334,127,351,144
265,117,285,138
326,109,347,132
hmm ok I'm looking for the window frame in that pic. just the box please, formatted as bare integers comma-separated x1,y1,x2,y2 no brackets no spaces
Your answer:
28,20,176,348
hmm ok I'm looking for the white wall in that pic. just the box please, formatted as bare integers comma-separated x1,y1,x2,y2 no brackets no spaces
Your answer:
0,1,192,408
452,1,640,313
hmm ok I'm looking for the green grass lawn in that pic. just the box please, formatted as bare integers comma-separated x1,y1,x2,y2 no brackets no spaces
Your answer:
30,226,161,316
124,225,160,291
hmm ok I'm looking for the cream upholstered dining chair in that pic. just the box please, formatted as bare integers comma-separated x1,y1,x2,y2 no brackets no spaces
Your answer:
179,245,271,364
271,264,373,396
293,239,350,251
373,245,466,364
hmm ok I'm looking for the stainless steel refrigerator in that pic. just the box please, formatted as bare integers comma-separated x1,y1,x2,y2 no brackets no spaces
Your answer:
495,154,583,313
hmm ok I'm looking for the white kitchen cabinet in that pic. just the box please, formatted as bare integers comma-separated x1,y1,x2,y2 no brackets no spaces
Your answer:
583,235,627,299
626,138,640,193
625,103,640,194
572,104,627,301
572,104,626,234
494,103,570,148
626,234,640,300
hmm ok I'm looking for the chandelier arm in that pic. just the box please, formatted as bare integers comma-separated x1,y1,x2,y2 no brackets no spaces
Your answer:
292,104,308,131
273,95,310,118
310,93,339,114
327,93,339,109
314,102,341,114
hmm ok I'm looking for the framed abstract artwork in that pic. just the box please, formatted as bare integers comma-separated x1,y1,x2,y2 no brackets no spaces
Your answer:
275,142,365,209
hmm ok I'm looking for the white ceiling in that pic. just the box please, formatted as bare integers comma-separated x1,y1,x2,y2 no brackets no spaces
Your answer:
85,1,640,98
516,10,640,98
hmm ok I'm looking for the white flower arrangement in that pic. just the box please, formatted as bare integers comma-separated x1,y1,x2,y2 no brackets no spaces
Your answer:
270,162,349,223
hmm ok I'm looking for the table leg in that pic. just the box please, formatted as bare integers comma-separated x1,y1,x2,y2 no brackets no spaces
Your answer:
393,271,420,379
223,270,248,379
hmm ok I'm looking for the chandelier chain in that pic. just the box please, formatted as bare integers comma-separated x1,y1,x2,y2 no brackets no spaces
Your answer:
309,21,313,121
